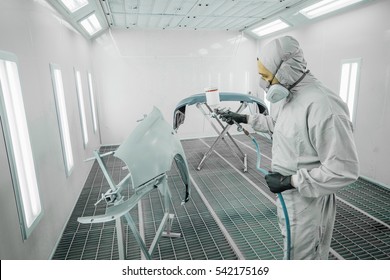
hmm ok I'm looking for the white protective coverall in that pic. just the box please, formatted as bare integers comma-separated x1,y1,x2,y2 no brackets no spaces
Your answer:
250,36,360,259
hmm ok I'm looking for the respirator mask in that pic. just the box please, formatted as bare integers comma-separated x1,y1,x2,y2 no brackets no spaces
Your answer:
259,63,309,103
260,80,290,103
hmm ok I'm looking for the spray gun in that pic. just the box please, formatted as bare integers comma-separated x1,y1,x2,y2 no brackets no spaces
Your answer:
213,108,250,136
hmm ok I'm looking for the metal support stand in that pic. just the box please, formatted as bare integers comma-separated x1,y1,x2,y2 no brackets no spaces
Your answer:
115,217,126,260
79,151,181,260
196,102,248,172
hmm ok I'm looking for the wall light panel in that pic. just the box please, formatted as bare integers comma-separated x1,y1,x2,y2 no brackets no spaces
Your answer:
0,51,43,239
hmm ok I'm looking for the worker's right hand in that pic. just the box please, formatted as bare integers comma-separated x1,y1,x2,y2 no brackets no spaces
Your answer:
219,111,248,125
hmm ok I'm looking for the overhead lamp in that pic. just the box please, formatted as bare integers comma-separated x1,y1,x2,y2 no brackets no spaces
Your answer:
299,0,364,19
80,13,102,36
60,0,89,13
251,19,290,37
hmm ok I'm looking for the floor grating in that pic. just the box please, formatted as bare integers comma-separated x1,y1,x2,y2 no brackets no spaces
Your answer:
337,178,390,225
53,135,390,260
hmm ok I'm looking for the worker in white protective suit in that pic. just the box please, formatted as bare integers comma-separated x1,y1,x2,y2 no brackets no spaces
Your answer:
220,36,360,259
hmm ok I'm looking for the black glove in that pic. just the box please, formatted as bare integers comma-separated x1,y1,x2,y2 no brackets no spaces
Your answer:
219,111,248,125
265,172,294,193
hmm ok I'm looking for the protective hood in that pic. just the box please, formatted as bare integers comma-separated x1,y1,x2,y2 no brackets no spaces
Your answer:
258,36,307,89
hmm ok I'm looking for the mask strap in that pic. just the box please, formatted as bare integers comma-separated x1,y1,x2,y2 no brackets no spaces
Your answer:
270,61,284,85
288,70,310,90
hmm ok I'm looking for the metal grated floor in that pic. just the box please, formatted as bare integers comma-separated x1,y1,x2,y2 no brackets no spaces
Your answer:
337,178,390,225
332,202,390,260
182,139,283,260
53,135,390,260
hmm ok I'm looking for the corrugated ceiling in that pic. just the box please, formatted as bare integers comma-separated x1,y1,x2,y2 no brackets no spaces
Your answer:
47,0,371,40
101,0,310,31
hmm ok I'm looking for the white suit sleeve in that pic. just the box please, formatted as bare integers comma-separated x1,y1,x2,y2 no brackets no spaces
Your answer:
247,114,275,134
295,114,360,197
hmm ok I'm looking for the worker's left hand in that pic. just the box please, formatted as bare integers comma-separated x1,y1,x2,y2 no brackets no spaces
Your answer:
265,172,294,193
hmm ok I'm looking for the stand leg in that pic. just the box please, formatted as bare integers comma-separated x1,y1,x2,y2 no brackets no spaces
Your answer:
162,178,180,238
197,123,231,170
115,217,126,260
196,103,249,172
123,212,152,260
163,214,181,238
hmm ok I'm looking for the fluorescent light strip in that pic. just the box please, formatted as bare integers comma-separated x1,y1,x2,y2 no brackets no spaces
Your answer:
75,70,89,147
339,60,360,123
87,73,98,133
0,56,42,237
339,63,350,102
251,19,290,37
347,63,358,121
300,0,364,19
51,65,74,175
60,0,89,13
80,13,102,36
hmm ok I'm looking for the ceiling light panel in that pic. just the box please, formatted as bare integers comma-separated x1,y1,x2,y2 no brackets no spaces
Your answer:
80,13,102,35
251,19,290,37
49,0,108,39
60,0,89,13
299,0,364,19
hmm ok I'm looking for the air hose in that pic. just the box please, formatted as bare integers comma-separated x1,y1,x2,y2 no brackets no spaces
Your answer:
234,122,291,260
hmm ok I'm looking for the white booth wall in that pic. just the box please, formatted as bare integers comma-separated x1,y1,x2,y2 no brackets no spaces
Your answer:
91,29,259,143
0,0,100,259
